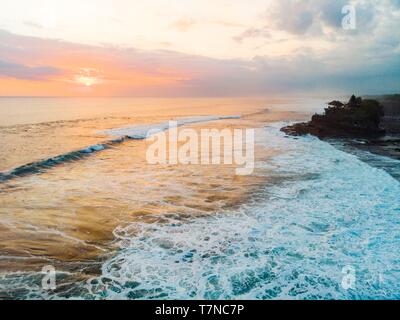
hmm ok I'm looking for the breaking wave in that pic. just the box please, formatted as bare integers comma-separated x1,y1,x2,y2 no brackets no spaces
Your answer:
99,116,240,138
82,123,400,300
1,122,399,300
0,116,239,182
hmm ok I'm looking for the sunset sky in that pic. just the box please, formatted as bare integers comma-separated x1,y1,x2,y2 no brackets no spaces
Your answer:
0,0,399,96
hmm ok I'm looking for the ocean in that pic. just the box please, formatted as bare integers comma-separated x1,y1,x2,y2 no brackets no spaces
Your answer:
0,97,399,300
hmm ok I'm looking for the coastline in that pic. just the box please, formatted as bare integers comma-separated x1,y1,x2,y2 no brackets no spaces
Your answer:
1,98,399,300
3,118,399,299
281,95,400,170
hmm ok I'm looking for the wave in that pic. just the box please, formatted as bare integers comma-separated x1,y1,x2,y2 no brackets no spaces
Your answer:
0,138,126,183
3,122,399,300
0,116,239,183
83,123,400,300
99,115,240,138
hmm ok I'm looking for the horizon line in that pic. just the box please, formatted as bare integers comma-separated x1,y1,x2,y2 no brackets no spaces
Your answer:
0,93,396,99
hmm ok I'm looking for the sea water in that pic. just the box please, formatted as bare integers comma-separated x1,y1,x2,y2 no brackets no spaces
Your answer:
82,122,400,300
0,98,399,300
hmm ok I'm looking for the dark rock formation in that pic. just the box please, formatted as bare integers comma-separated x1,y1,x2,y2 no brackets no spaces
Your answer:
327,100,344,108
282,96,386,138
377,94,400,117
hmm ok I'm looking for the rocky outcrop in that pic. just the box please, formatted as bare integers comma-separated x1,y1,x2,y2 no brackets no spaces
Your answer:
378,94,400,117
282,95,386,138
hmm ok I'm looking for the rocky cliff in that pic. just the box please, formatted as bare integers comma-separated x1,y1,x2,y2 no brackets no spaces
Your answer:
282,95,386,138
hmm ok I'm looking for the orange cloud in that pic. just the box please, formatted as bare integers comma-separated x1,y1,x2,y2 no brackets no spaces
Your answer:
1,28,398,97
0,30,195,96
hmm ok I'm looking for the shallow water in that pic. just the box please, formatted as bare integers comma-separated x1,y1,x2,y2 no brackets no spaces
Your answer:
0,97,278,171
83,123,400,300
1,98,399,300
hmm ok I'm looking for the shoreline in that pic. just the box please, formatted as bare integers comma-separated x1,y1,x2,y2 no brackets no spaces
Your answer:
281,95,400,164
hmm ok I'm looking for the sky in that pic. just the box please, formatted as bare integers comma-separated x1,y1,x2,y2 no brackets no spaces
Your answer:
0,0,399,97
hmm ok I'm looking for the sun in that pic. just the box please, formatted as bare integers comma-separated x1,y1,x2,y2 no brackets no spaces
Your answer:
74,68,103,87
76,76,96,87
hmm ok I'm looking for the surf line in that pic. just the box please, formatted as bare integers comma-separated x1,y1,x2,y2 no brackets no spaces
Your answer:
0,137,128,182
0,116,240,183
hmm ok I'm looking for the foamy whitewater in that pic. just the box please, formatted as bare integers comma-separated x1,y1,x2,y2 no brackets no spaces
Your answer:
1,122,399,300
99,116,241,138
83,123,400,300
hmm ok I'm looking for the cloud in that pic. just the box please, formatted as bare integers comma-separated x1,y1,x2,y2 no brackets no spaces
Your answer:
390,0,400,9
319,0,349,29
23,21,44,29
0,27,398,97
234,0,381,41
170,18,196,32
209,19,245,28
267,0,315,35
233,27,270,43
0,60,62,80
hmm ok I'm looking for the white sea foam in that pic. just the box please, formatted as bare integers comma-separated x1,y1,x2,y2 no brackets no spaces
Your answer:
86,122,400,300
99,116,240,138
2,122,399,300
